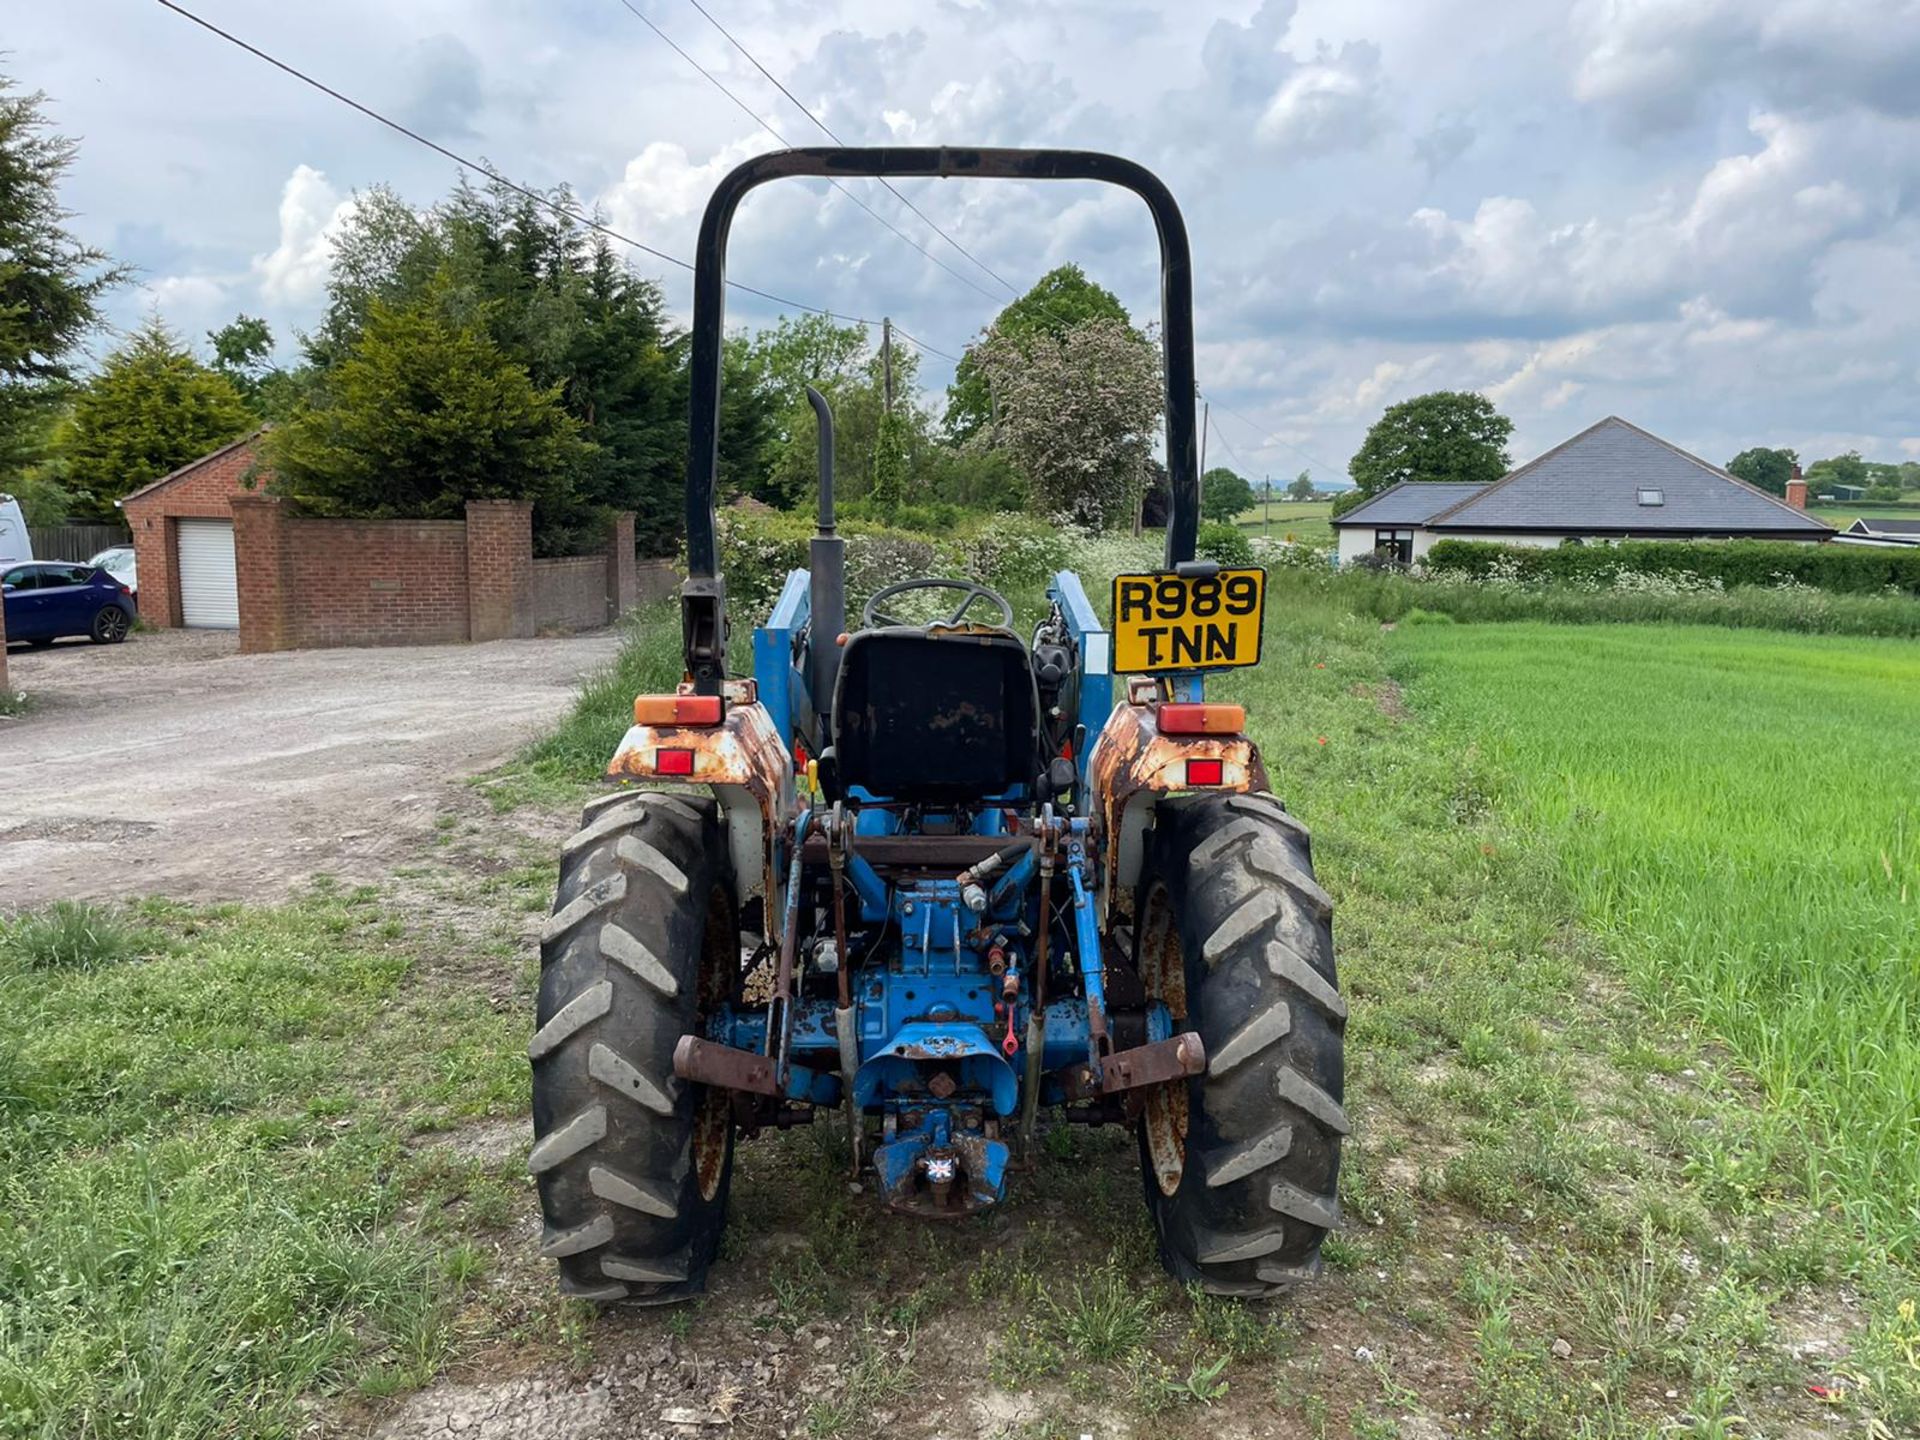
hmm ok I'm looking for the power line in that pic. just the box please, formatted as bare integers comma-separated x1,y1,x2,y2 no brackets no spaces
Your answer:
888,324,959,364
682,0,1018,298
1206,395,1347,478
614,0,1002,303
154,0,967,356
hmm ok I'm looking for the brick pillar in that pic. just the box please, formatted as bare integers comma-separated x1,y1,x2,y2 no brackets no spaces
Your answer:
465,499,534,641
233,494,294,653
606,511,637,622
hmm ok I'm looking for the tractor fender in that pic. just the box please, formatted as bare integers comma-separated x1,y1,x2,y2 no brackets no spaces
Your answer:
604,687,792,930
1086,697,1268,915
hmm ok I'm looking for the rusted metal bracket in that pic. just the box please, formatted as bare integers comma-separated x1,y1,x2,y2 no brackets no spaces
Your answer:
675,1035,777,1095
676,1035,840,1106
1059,1032,1206,1101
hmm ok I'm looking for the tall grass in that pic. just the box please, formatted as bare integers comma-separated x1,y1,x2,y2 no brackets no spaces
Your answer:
1388,622,1920,1256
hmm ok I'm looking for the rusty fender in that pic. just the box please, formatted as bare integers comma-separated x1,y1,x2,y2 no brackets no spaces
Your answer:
604,679,792,928
1087,697,1270,909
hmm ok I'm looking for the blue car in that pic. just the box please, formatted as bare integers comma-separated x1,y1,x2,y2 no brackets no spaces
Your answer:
3,561,137,646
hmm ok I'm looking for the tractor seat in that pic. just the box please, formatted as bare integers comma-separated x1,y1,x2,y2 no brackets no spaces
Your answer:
829,626,1043,803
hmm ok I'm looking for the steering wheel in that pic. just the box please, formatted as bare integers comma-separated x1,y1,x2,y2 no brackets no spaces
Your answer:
862,577,1015,630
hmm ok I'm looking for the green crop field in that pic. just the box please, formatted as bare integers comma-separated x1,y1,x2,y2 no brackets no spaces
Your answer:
1385,622,1920,1255
1232,498,1334,548
1807,500,1920,528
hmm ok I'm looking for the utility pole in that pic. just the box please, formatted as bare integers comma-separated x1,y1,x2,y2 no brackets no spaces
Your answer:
1264,473,1271,539
1197,399,1209,517
881,316,894,415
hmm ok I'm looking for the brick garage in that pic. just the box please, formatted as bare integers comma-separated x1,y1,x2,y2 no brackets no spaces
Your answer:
119,430,265,628
118,431,648,653
234,497,639,653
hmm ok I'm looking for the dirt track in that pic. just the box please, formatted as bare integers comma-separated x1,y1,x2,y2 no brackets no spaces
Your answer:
0,628,620,909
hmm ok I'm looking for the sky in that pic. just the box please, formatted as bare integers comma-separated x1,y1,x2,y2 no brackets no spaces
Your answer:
12,0,1920,483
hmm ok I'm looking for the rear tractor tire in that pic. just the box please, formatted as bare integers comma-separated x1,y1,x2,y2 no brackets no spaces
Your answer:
1134,791,1347,1296
529,791,739,1303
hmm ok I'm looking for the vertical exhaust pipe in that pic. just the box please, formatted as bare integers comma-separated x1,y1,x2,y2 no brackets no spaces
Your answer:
806,386,846,735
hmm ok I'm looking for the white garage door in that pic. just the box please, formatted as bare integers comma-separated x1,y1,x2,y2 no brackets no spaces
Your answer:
176,518,239,629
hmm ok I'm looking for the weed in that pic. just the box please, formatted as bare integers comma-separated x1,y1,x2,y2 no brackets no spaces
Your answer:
1045,1263,1156,1362
0,899,156,972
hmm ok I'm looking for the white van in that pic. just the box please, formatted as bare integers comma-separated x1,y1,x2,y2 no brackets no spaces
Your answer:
0,495,31,567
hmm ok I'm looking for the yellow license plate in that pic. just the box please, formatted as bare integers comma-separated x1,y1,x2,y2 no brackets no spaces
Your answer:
1110,568,1266,673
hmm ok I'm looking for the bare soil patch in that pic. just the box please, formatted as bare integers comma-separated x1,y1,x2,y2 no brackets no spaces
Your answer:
0,628,619,908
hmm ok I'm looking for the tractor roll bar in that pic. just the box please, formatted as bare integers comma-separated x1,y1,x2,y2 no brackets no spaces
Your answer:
681,147,1200,693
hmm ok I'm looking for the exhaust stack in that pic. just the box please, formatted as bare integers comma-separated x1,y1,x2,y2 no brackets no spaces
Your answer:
806,386,846,734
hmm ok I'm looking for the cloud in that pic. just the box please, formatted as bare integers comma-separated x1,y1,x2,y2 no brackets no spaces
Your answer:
1232,107,1920,342
252,165,359,308
1255,44,1386,155
399,34,487,139
1573,0,1920,134
1170,1,1386,160
596,134,778,234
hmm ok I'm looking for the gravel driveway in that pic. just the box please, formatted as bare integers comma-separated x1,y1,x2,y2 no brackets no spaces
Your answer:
0,628,621,908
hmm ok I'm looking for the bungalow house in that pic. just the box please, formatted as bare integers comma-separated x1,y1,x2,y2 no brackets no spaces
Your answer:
1333,416,1832,566
1835,516,1920,547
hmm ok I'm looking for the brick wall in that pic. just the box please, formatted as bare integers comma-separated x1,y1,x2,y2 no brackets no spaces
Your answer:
122,433,263,628
235,497,637,653
531,556,612,632
466,500,534,642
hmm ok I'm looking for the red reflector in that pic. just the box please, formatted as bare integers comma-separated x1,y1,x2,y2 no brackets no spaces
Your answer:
634,694,723,726
1186,758,1224,787
655,748,696,776
1159,703,1246,735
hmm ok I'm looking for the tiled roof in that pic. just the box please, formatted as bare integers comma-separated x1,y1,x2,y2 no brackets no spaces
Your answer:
1329,481,1490,527
1427,417,1830,535
1847,516,1920,537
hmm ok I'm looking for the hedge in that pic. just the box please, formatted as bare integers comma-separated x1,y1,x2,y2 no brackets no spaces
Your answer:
1424,538,1920,597
1274,565,1920,639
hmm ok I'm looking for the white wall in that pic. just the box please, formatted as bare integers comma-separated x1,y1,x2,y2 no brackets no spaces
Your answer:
1412,530,1564,559
1335,527,1377,566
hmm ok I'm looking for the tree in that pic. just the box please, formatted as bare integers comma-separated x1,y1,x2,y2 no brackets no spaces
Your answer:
209,314,301,421
1286,470,1315,502
1201,466,1254,522
1348,391,1512,497
972,316,1163,528
1805,451,1869,490
1725,446,1798,497
61,316,254,519
945,264,1137,442
266,278,591,534
0,74,127,490
301,177,714,550
869,410,909,515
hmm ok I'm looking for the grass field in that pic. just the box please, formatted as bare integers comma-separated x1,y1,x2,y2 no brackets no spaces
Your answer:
1807,500,1920,528
7,559,1920,1437
1232,498,1334,547
1384,623,1920,1255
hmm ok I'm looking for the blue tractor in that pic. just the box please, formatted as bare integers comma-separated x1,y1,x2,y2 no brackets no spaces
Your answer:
529,148,1345,1302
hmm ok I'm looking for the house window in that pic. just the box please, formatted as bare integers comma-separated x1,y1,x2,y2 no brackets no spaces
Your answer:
1373,528,1414,564
1637,488,1664,506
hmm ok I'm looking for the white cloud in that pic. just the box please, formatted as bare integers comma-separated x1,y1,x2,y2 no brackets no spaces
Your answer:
1256,47,1385,155
252,165,358,308
596,134,778,235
